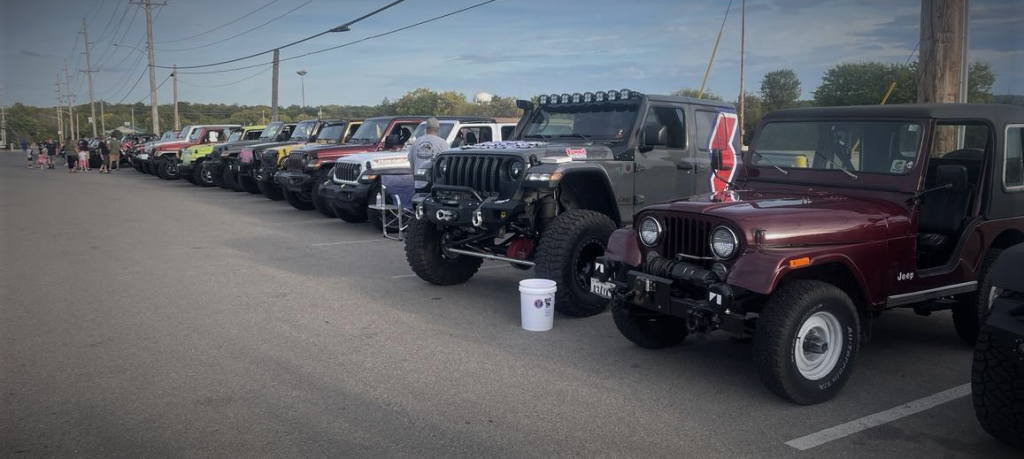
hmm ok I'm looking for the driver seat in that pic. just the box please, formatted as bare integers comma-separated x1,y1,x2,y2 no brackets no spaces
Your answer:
917,164,971,253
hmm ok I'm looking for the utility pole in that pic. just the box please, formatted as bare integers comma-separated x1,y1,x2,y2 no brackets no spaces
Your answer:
56,74,65,143
172,63,180,130
100,100,106,134
738,0,746,146
918,0,965,104
271,49,280,121
131,107,136,133
1,88,6,149
64,62,75,140
81,18,97,137
918,0,966,154
132,0,166,135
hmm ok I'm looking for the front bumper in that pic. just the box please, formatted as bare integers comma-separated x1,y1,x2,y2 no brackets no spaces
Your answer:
416,186,524,228
206,158,225,175
594,257,745,335
254,167,278,183
320,181,371,213
275,170,314,191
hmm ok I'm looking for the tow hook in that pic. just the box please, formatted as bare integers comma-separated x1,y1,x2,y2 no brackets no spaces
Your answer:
687,307,722,338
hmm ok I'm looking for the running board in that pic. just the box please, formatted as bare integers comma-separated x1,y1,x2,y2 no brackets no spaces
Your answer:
446,248,535,267
886,281,977,307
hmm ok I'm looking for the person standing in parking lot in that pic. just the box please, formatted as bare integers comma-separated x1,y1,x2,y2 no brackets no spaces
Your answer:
77,136,89,171
98,136,111,173
66,139,79,173
107,135,121,171
23,139,33,168
407,118,449,172
44,139,57,169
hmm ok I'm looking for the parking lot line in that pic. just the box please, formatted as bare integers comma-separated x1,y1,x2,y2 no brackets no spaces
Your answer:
311,239,388,247
784,383,971,451
390,264,511,279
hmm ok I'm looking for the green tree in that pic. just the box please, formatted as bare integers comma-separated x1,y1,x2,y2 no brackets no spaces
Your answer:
734,92,763,145
813,62,917,106
671,88,723,101
760,69,801,113
968,61,995,103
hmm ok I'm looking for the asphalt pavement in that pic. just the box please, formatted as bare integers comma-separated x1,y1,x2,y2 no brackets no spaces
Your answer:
0,151,1018,458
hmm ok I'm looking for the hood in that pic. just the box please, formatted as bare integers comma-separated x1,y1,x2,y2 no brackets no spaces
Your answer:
337,151,409,169
149,139,188,150
293,142,378,156
442,141,613,162
649,190,907,246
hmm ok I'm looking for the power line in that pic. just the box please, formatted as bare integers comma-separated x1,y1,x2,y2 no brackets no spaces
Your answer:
155,0,313,52
177,66,273,88
96,6,140,70
94,0,127,44
87,0,109,28
154,0,406,69
115,68,148,104
173,0,495,74
92,2,134,70
155,0,281,44
137,74,172,104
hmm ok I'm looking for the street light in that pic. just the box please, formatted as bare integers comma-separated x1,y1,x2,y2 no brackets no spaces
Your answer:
296,70,307,108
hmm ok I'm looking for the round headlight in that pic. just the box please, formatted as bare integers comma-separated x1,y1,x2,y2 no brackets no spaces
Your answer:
509,159,524,179
638,216,662,247
710,226,739,259
437,157,448,176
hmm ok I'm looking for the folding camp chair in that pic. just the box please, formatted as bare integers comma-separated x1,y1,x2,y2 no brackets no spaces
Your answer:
369,174,416,240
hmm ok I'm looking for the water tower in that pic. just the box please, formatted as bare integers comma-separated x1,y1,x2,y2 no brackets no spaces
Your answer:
473,92,493,104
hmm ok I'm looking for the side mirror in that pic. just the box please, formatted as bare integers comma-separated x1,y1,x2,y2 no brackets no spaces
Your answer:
710,149,731,171
384,134,401,149
637,129,654,153
516,99,534,110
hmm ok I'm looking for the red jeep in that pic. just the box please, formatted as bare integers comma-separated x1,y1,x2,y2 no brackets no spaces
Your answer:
274,116,435,216
593,104,1024,404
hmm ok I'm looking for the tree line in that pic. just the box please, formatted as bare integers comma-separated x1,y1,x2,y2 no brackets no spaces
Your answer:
5,60,1017,144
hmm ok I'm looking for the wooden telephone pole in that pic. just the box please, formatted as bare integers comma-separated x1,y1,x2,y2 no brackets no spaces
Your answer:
918,0,966,104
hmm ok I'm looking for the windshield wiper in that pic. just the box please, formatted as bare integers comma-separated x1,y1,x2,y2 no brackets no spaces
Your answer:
523,134,551,140
815,150,858,179
753,152,787,175
557,133,591,141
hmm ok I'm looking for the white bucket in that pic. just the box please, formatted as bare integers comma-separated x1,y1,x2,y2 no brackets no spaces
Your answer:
519,278,557,331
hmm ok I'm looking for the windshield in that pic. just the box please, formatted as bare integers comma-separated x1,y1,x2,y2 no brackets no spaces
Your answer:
291,120,317,142
752,120,924,176
161,130,176,140
349,119,390,144
188,129,203,142
227,130,243,142
177,127,193,139
261,122,283,140
407,122,456,147
523,103,640,141
316,124,347,144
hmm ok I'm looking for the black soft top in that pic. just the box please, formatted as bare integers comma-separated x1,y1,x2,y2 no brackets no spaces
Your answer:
644,94,735,111
362,115,497,123
765,103,1024,125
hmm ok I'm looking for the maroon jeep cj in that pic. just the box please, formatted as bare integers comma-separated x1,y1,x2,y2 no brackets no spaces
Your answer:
593,103,1024,405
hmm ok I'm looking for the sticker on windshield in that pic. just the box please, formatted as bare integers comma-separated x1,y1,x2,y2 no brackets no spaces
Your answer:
566,148,587,159
890,160,906,173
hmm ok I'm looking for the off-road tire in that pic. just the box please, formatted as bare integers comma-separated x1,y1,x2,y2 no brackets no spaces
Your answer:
182,172,196,185
222,166,242,192
312,170,337,218
972,324,1024,447
535,210,616,317
211,165,226,188
239,174,261,194
141,161,152,175
133,161,143,172
284,188,314,211
954,249,1003,344
753,280,860,405
405,219,482,285
194,160,215,187
612,301,688,348
156,157,179,180
257,179,284,200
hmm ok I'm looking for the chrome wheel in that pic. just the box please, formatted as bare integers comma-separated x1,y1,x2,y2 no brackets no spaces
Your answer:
795,311,843,381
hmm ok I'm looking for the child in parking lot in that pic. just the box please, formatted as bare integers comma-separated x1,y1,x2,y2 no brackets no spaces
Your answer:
78,149,89,171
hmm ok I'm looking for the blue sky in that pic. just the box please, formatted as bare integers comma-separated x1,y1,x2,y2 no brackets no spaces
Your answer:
2,0,1022,108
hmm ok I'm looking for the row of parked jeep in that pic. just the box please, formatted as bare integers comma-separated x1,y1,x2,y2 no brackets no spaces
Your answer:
125,90,1023,443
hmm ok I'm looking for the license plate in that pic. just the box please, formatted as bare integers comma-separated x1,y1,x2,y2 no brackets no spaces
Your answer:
138,153,149,160
590,279,614,299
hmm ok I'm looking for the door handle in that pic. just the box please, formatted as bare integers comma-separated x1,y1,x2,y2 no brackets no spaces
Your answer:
677,161,694,170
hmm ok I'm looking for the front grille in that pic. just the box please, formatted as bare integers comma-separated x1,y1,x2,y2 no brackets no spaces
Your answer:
286,152,306,172
661,214,714,260
334,162,361,182
261,150,279,170
439,154,517,196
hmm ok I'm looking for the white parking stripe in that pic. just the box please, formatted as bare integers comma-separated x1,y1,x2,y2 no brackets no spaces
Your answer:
311,239,387,247
390,264,513,279
784,383,970,450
